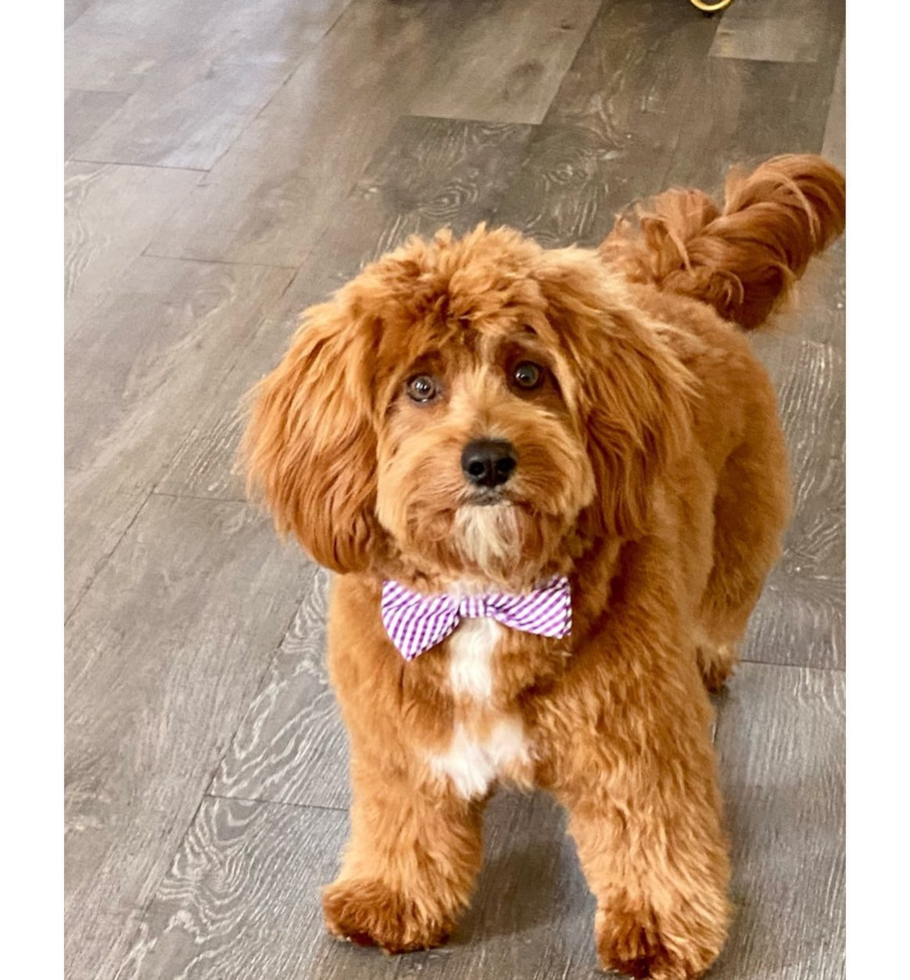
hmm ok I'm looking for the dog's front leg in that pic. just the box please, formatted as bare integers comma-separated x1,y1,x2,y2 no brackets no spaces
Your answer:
322,759,486,953
541,641,731,980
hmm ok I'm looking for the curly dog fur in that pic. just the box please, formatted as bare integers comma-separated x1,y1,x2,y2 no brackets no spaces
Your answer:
243,154,845,979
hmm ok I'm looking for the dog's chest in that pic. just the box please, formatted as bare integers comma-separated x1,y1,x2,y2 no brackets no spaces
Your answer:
427,618,533,799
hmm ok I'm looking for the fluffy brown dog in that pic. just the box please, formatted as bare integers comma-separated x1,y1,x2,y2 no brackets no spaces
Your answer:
243,154,845,979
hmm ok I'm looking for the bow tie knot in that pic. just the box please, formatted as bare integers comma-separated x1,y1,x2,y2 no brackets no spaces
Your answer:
381,576,572,661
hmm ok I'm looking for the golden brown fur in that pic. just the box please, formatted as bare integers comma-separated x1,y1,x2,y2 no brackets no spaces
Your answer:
243,154,845,979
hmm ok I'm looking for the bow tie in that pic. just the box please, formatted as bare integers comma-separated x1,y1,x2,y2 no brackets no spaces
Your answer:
380,575,572,661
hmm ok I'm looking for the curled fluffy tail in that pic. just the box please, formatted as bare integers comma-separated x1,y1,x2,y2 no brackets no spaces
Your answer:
600,154,846,330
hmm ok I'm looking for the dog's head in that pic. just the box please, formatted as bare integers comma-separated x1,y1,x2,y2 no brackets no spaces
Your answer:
244,226,691,590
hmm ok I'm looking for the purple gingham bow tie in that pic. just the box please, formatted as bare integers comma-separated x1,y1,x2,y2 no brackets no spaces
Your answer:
381,575,572,661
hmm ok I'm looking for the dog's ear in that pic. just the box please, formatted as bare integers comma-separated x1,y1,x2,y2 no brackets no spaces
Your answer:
534,248,693,540
242,285,382,573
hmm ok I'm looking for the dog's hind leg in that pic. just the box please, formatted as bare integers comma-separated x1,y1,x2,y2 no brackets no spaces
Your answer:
696,411,790,691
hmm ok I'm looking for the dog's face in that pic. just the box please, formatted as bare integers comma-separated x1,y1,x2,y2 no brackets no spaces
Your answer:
244,227,690,589
372,282,596,588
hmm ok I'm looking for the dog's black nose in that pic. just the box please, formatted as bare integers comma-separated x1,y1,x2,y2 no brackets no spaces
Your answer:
461,439,517,488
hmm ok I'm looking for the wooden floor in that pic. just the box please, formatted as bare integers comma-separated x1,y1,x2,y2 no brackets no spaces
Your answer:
64,1,846,978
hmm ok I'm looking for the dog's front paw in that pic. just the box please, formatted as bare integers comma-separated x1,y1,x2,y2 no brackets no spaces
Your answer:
323,877,451,953
595,906,722,980
696,640,739,693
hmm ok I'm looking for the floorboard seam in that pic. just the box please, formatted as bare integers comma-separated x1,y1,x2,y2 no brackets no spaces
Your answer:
136,250,299,271
67,157,210,174
200,590,312,799
140,246,299,271
203,792,348,813
106,788,214,978
148,488,247,503
65,487,154,626
738,658,845,675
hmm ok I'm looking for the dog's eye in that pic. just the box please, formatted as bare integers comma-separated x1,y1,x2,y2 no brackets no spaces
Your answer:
406,374,440,403
512,361,543,390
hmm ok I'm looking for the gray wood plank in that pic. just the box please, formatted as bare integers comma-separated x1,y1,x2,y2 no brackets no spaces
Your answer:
711,664,845,979
492,0,720,247
65,256,294,478
65,0,349,94
396,791,595,979
65,88,130,158
64,161,200,336
114,666,843,980
710,0,844,64
755,335,844,571
156,116,536,500
744,244,844,669
65,0,214,94
822,40,846,172
113,792,594,980
145,0,574,266
64,3,846,979
65,495,310,980
110,799,358,980
64,479,148,620
66,0,355,168
209,564,345,807
743,570,843,671
148,297,310,502
143,0,451,266
65,0,99,29
74,58,301,171
406,0,601,125
65,257,294,613
664,54,843,189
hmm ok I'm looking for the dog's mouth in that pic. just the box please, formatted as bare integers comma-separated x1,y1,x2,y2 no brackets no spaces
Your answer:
463,487,514,507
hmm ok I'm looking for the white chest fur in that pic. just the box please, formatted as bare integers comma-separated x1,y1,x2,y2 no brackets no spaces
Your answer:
447,617,501,702
428,617,532,799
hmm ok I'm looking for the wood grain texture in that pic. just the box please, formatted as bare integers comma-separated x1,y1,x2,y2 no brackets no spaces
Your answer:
665,55,841,189
65,88,130,158
156,116,536,501
65,0,212,94
65,257,294,613
144,0,458,266
743,570,843,671
113,665,843,980
396,791,595,979
65,1,846,977
64,161,200,336
65,495,310,980
711,663,845,980
64,479,148,620
493,0,720,247
113,792,594,980
66,0,355,168
109,799,357,980
65,0,350,93
145,0,587,266
406,0,601,125
209,563,347,808
742,240,844,668
74,58,300,170
65,256,294,478
710,0,844,64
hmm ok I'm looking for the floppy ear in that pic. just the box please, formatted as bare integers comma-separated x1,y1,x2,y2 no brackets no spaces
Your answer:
534,248,693,540
242,287,382,573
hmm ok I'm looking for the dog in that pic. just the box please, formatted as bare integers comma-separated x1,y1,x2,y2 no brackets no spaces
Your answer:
242,154,845,980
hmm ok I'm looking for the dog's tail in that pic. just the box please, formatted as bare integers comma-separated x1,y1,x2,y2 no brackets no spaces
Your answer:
599,154,846,330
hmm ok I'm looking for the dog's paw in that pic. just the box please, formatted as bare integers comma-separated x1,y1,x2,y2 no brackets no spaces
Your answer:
696,640,738,693
322,877,451,953
595,907,721,980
